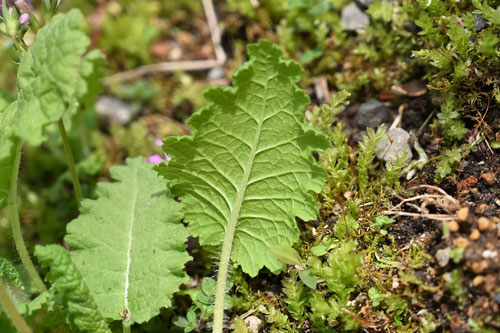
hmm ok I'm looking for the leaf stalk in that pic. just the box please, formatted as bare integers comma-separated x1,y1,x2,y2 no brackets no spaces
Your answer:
213,120,263,333
58,119,83,203
0,280,33,333
8,140,47,293
123,322,131,333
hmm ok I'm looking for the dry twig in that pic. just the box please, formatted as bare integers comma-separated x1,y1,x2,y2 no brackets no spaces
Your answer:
103,0,226,85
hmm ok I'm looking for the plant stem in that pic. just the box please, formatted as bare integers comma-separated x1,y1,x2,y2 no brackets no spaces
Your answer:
213,217,237,333
123,323,131,333
212,120,264,333
58,119,83,203
0,280,33,333
8,140,47,293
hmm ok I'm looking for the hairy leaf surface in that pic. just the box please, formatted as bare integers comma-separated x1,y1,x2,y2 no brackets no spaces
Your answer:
65,157,190,324
0,9,101,212
35,245,111,333
156,40,328,276
13,9,90,146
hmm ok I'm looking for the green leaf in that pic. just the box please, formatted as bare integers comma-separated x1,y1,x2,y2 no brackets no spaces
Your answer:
269,245,303,267
13,9,90,147
35,244,111,333
298,269,318,290
19,288,68,330
156,40,328,277
300,46,324,64
447,22,470,58
0,258,21,286
367,0,394,23
65,157,190,324
478,30,499,57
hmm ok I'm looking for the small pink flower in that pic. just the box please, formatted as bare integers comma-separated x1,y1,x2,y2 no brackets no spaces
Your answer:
19,12,29,25
147,154,165,164
147,139,171,163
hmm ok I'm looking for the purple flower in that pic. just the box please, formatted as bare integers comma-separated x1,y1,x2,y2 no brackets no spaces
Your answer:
19,12,29,25
147,139,171,163
147,154,166,164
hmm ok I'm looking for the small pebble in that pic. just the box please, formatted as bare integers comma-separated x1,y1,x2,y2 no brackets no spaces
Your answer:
375,128,413,164
470,229,480,241
457,207,469,221
96,96,133,125
472,275,484,286
448,221,460,232
482,250,497,259
357,99,390,129
435,247,451,267
477,217,491,231
471,260,488,274
455,237,469,249
341,3,370,31
474,14,487,32
495,294,500,305
245,316,262,333
476,203,488,214
481,170,496,185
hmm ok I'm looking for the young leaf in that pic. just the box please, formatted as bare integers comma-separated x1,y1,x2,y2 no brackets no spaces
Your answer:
0,258,21,286
35,244,111,333
269,245,304,268
65,157,190,324
12,9,90,147
156,40,328,277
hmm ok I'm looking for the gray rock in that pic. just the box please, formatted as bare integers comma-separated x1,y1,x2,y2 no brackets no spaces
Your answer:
473,14,487,32
341,3,370,31
375,127,413,164
435,247,451,267
96,96,133,125
207,66,224,81
495,293,500,304
357,100,390,129
245,316,262,333
356,0,374,9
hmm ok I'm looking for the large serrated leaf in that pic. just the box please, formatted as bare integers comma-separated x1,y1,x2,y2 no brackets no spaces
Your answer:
156,40,328,277
35,245,111,333
13,9,89,147
65,157,191,324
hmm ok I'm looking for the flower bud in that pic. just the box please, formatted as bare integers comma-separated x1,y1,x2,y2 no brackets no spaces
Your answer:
19,11,28,25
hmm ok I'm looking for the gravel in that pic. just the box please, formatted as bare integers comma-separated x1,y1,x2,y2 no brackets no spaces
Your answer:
357,100,390,129
341,3,370,31
375,127,413,164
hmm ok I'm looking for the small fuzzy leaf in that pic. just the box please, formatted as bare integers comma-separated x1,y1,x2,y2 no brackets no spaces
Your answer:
298,269,318,290
269,246,303,267
35,245,111,333
156,40,328,277
0,258,21,286
65,157,190,324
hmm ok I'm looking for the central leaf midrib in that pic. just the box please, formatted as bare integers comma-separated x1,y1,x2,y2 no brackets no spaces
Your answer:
123,162,139,317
